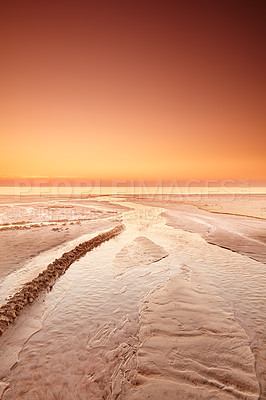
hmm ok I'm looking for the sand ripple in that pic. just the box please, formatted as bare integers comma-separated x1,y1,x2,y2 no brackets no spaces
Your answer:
123,269,260,400
0,225,124,336
113,236,168,273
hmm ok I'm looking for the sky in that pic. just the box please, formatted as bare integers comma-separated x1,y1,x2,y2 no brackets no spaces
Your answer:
1,1,265,182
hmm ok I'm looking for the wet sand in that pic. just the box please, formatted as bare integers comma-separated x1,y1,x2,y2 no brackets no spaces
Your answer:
0,220,120,282
128,193,266,219
127,195,266,263
0,198,128,282
0,195,265,399
123,267,259,399
188,194,266,220
0,225,124,336
164,206,266,264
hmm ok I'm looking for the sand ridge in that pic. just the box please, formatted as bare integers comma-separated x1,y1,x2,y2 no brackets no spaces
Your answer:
0,224,124,336
113,236,169,273
122,267,260,399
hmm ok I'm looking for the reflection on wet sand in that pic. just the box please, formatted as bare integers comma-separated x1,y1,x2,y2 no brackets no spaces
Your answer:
0,225,124,336
0,195,265,399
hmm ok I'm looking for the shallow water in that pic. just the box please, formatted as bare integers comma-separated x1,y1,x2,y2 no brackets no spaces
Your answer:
0,225,118,305
163,203,266,263
0,199,265,399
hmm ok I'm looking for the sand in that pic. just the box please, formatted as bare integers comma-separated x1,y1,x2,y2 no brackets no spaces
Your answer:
113,236,168,272
0,225,124,336
126,195,266,263
0,196,129,282
123,267,260,399
0,194,264,399
127,193,266,219
0,219,119,282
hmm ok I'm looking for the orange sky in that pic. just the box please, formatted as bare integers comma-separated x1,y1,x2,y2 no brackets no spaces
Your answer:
1,1,265,181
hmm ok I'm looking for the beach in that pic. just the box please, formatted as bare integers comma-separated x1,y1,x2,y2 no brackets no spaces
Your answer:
0,194,265,399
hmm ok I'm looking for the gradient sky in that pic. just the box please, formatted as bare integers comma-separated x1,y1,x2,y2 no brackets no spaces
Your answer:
1,1,265,180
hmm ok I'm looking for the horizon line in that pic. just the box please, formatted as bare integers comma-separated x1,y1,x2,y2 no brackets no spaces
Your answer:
0,177,265,187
